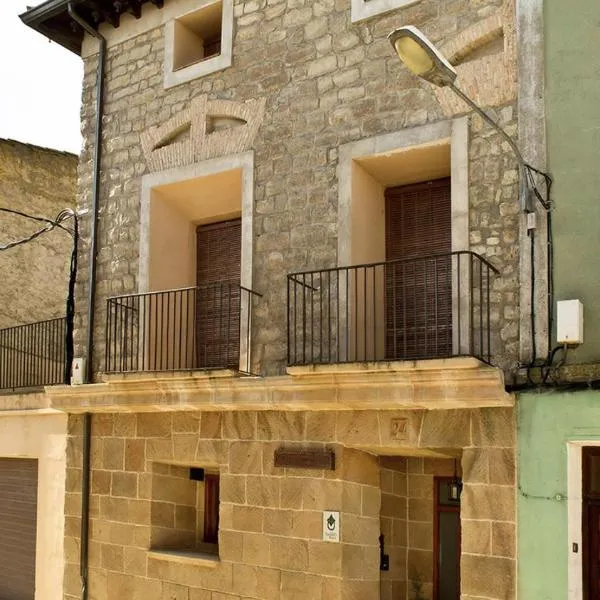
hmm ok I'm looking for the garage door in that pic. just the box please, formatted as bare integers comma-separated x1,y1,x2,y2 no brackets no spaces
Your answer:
0,458,38,600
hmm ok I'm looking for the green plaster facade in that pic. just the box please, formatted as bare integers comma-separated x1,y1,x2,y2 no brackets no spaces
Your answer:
517,0,600,596
518,390,600,599
545,0,600,364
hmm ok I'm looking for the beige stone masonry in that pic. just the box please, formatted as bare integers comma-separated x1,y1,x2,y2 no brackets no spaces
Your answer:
46,359,512,414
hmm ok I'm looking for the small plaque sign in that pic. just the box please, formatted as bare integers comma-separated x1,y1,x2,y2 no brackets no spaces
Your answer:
390,418,408,440
274,448,335,470
322,510,340,542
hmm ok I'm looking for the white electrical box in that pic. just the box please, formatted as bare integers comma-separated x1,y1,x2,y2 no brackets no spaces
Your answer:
557,300,584,345
71,357,86,385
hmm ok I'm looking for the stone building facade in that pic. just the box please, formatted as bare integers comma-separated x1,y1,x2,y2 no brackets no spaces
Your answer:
0,138,77,329
19,0,528,598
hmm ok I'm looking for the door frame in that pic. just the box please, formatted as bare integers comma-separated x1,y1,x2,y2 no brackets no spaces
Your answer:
567,441,600,600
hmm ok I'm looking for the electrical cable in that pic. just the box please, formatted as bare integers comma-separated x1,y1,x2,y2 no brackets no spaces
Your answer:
0,206,79,384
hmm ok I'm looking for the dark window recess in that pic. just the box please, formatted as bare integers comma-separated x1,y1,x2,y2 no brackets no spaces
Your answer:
384,178,452,359
203,474,220,545
203,36,221,58
196,218,241,369
0,458,38,600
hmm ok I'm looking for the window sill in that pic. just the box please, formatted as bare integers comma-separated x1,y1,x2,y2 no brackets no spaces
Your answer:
164,53,231,89
148,548,220,568
350,0,422,23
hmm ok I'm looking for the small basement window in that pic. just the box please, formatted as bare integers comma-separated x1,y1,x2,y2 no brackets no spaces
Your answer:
164,0,233,89
150,463,220,556
172,1,222,71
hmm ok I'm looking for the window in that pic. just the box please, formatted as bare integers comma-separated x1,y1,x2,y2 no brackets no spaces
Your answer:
164,0,233,89
150,463,220,556
350,0,422,23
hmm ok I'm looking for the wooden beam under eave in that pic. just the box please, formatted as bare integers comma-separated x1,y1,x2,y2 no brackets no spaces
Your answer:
129,0,142,19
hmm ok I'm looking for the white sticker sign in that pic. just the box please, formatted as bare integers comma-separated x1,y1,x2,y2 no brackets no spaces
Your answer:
322,510,340,542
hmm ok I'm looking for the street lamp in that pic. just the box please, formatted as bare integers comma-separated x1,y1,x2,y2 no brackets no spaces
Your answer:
388,26,532,212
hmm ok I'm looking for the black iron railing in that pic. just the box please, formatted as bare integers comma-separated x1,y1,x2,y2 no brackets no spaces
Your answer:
287,251,499,366
0,317,66,390
105,282,261,374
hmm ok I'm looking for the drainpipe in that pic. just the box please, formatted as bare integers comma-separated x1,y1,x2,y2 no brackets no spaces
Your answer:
67,4,106,600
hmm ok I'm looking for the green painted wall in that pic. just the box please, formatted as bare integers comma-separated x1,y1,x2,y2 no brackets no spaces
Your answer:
518,390,600,598
545,0,600,363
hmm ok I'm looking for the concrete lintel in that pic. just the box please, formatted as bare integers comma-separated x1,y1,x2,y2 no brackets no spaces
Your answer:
46,361,512,413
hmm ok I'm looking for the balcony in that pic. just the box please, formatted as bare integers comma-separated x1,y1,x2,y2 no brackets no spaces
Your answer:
0,317,67,391
105,282,260,375
287,251,499,367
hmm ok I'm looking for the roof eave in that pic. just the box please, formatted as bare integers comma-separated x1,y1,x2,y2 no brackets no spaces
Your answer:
20,0,83,55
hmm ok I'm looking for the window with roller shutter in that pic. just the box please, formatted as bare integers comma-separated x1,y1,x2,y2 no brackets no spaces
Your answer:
0,458,38,600
196,218,241,369
384,177,452,359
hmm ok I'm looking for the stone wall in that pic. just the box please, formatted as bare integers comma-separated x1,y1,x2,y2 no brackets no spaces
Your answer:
0,139,77,329
72,0,521,378
63,406,515,600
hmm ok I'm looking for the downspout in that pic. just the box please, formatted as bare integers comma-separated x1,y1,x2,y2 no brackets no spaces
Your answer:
67,4,105,600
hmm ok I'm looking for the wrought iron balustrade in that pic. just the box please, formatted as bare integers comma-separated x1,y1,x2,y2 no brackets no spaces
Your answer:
105,282,260,374
287,251,499,366
0,317,66,390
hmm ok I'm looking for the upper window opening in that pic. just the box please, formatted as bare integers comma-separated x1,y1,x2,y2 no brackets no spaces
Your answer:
173,1,223,71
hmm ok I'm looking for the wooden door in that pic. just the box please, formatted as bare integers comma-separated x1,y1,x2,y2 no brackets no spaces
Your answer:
583,447,600,599
196,219,241,369
434,477,461,600
384,178,452,359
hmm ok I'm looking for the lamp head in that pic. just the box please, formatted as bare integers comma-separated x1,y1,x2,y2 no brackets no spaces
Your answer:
388,26,457,87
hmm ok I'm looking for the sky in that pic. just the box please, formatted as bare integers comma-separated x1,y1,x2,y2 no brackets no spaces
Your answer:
0,1,83,154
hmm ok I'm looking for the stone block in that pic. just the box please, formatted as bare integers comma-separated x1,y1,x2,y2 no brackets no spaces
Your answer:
220,474,246,504
172,412,200,434
492,521,515,558
103,438,125,470
246,475,280,506
306,412,336,441
419,410,471,448
462,448,489,483
232,505,264,532
489,448,515,485
280,477,304,509
229,442,263,474
408,521,433,551
223,412,257,440
125,439,146,472
200,413,222,439
270,536,309,571
461,554,516,600
280,571,323,600
242,532,271,566
112,471,138,498
471,408,515,448
462,519,491,555
461,484,515,522
337,411,380,446
137,414,172,438
341,448,379,487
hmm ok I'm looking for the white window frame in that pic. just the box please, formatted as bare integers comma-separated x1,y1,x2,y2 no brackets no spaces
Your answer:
351,0,422,23
163,0,233,90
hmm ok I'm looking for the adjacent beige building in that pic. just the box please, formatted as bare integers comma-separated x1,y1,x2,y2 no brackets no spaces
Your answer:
0,138,77,329
15,0,528,598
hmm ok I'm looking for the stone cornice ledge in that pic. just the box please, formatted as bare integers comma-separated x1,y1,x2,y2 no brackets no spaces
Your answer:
45,358,513,413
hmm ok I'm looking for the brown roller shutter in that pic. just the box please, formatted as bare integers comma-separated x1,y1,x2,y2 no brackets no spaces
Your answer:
384,178,452,359
0,458,38,600
196,219,241,368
